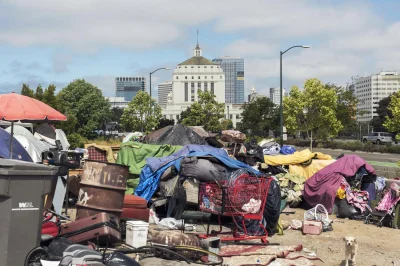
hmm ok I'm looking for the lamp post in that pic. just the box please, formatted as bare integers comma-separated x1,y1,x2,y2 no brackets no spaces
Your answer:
149,67,171,98
279,45,310,146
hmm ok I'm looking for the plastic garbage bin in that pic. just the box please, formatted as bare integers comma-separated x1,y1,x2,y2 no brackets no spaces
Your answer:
0,159,59,266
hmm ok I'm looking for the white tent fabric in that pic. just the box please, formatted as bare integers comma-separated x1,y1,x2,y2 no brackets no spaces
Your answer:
56,129,70,150
6,125,50,162
123,132,143,143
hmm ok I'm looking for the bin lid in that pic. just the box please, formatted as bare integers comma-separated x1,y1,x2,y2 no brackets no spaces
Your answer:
0,158,59,176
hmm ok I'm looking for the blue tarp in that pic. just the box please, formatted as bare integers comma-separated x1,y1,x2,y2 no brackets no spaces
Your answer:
146,144,228,172
0,127,33,162
135,148,260,201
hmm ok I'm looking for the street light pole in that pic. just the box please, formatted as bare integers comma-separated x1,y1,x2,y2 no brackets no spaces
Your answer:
279,45,310,147
149,67,171,98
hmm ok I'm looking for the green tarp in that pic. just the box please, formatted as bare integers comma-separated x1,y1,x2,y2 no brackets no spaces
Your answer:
116,141,183,194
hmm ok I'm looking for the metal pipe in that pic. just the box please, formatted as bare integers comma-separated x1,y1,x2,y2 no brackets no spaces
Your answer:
9,121,14,158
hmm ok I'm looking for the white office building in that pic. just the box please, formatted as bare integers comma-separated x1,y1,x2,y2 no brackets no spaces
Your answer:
158,81,173,107
105,96,129,109
269,87,286,106
355,71,400,122
161,41,244,128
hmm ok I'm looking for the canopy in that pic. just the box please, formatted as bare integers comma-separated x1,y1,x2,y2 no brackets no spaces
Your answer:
0,128,32,162
0,92,66,157
144,124,207,146
0,93,66,121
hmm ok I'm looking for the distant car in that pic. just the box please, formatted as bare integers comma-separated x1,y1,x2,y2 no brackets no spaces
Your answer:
362,132,393,144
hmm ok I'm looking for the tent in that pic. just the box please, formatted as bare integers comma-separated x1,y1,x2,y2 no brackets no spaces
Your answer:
123,132,144,143
0,128,33,162
6,125,51,163
144,124,207,146
34,123,70,150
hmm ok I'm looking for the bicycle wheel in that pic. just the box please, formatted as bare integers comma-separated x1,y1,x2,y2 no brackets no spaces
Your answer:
173,246,224,265
25,247,49,266
118,245,190,264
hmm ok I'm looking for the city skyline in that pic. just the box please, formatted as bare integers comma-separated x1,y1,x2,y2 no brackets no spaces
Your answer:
1,1,400,99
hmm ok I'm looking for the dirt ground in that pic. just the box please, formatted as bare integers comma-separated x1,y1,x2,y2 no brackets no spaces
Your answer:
272,209,400,266
66,208,400,265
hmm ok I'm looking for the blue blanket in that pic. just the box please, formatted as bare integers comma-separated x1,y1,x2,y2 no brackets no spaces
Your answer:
135,150,259,201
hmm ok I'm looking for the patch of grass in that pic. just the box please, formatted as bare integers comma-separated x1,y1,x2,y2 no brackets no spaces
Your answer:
284,139,400,154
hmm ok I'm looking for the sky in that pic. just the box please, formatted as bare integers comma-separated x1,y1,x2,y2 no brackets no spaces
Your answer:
1,0,400,99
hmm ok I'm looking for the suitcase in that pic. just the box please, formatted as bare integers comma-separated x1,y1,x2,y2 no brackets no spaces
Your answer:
302,220,323,235
123,195,147,209
60,213,121,245
121,208,150,222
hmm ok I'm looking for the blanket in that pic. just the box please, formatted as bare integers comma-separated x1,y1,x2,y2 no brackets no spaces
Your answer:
264,149,332,166
303,155,375,213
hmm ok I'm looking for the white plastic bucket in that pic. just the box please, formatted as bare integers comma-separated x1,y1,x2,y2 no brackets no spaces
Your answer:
126,220,149,248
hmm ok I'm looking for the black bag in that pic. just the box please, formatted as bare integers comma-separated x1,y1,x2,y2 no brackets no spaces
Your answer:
336,199,360,219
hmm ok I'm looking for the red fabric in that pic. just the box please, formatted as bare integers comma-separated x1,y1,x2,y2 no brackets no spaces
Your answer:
303,155,376,214
42,222,60,237
87,146,108,162
0,92,66,121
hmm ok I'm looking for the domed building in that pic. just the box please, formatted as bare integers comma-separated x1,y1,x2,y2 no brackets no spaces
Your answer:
161,41,244,128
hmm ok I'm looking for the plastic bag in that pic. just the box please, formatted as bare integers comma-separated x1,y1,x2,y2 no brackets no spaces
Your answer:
158,218,179,230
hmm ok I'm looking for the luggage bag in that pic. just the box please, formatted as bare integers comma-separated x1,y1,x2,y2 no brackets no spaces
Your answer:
59,212,120,245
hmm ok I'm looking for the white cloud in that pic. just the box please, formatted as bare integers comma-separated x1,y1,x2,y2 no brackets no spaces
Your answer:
1,0,400,98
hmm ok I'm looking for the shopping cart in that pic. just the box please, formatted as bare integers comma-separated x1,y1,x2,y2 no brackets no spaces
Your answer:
198,170,272,243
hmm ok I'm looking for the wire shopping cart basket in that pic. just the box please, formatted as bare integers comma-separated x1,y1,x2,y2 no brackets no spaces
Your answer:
198,170,273,243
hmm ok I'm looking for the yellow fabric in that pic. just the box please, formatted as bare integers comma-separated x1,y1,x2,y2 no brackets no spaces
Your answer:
336,187,346,199
84,143,116,163
289,159,336,179
264,149,332,166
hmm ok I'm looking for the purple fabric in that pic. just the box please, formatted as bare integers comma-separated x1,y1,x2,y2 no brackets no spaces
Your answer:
303,155,375,214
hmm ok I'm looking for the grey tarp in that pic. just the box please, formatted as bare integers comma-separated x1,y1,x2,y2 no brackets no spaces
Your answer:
144,124,207,146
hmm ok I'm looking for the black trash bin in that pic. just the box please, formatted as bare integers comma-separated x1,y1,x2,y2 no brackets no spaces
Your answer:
0,159,58,266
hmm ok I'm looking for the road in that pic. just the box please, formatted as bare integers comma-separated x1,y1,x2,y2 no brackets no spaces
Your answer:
294,146,400,178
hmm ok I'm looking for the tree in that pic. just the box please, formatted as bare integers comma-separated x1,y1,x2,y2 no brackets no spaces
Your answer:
42,84,58,109
178,107,191,124
328,84,358,135
284,78,343,148
383,91,400,139
181,90,225,132
56,79,112,138
239,97,279,136
221,119,233,130
121,91,162,132
21,83,35,98
157,118,175,129
371,95,393,131
111,107,124,123
35,84,44,101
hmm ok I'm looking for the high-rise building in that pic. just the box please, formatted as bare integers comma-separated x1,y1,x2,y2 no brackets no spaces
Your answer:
158,81,173,107
212,57,244,104
269,87,286,106
354,71,400,122
115,76,146,102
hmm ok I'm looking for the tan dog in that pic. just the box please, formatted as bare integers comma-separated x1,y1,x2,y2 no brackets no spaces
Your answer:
343,236,358,266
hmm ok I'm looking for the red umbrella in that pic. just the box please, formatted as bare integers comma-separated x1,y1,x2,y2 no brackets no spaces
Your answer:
0,92,67,158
